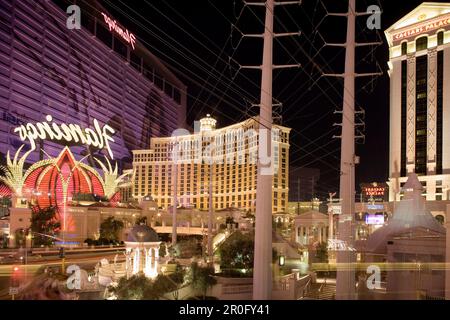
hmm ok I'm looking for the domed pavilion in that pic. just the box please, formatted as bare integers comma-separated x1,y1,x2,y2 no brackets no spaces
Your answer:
124,224,161,279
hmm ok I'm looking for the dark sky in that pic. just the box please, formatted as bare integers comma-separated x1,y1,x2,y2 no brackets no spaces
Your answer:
100,0,441,200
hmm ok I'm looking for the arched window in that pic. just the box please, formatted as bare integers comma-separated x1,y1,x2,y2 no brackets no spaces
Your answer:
437,31,444,46
416,36,428,51
401,42,408,55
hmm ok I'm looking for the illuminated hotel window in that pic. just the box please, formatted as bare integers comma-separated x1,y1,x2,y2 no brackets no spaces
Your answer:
438,31,444,46
416,36,428,51
437,50,444,174
415,55,427,175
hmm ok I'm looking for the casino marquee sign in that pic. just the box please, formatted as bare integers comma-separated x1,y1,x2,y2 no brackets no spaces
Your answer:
13,115,116,159
392,13,450,43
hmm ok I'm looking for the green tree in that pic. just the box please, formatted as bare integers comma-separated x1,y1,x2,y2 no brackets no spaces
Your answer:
315,242,328,263
177,239,202,258
108,271,185,300
100,216,124,243
218,231,254,271
15,228,26,247
159,243,167,258
189,262,217,299
135,216,147,226
153,264,185,300
30,206,60,246
108,274,158,300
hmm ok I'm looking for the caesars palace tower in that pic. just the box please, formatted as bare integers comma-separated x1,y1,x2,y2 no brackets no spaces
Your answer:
386,2,450,201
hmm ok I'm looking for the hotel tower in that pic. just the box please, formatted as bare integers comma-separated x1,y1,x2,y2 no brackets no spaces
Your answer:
132,115,291,213
386,3,450,201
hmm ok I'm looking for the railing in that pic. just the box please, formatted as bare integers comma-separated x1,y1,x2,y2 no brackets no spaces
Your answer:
420,293,445,300
222,284,253,294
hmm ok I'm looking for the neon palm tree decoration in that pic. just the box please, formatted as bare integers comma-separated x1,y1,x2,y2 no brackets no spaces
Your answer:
94,156,130,199
0,145,32,196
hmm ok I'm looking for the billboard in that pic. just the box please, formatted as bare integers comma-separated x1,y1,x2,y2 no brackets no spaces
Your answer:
365,215,385,225
360,182,389,202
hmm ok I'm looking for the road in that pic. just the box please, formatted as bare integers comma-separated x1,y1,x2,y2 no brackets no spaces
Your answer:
0,247,126,300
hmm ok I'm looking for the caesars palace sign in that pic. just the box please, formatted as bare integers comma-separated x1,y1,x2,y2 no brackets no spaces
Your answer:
393,15,450,41
14,115,116,159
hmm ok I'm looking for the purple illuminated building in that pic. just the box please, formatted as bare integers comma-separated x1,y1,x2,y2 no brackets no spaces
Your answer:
0,0,186,168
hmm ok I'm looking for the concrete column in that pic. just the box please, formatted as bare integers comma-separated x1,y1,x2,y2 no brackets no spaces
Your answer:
144,248,149,275
443,48,450,172
406,55,416,173
446,205,450,300
133,249,139,275
253,0,275,300
154,248,159,277
427,49,438,176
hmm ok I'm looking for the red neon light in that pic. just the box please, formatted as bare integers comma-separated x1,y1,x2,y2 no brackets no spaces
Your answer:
364,187,386,196
23,148,106,232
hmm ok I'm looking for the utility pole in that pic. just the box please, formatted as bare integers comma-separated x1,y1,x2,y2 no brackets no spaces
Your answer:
323,0,382,300
238,0,301,300
297,177,300,215
253,0,275,300
172,140,178,246
207,143,214,266
337,0,357,300
328,192,336,241
311,176,315,210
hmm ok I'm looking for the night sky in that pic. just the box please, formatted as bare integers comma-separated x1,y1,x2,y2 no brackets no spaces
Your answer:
100,0,443,200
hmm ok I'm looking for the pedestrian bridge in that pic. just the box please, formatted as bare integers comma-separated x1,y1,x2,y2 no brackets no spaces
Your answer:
153,226,210,236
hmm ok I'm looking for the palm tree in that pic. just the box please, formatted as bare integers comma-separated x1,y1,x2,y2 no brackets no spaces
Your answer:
189,262,217,299
100,216,124,243
30,206,61,246
108,274,158,300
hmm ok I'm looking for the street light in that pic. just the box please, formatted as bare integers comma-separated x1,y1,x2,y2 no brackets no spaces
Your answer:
10,266,22,300
278,255,285,267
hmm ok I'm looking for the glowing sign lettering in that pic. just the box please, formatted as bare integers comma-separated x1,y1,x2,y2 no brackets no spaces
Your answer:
363,187,386,197
365,215,384,225
101,12,136,50
393,15,450,41
14,115,116,159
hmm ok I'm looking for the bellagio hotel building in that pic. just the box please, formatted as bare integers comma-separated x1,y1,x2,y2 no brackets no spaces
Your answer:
386,3,450,201
132,115,291,213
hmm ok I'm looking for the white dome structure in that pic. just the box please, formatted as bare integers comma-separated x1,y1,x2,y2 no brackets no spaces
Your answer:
366,173,445,254
199,114,217,132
